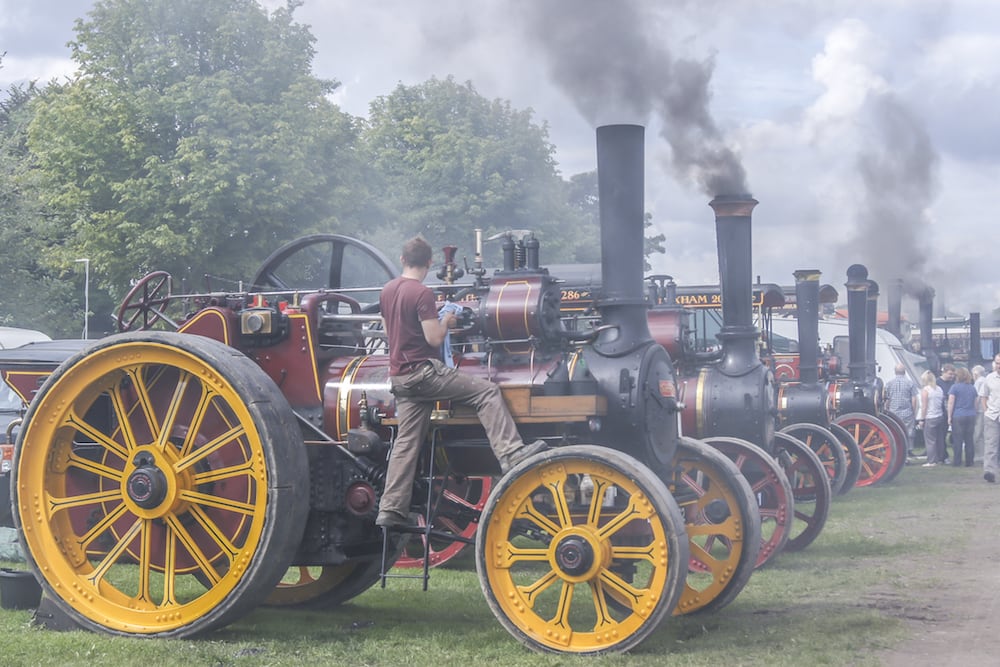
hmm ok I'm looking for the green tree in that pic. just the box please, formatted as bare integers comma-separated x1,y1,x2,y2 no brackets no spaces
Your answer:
0,70,102,338
361,76,589,264
27,0,366,297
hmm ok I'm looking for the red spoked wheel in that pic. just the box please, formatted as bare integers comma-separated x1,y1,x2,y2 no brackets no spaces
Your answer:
396,475,492,569
774,432,831,552
779,423,848,495
826,422,862,494
833,412,899,487
116,271,180,332
878,411,910,482
701,436,794,568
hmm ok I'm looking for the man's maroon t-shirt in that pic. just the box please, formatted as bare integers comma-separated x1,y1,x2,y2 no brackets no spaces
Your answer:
380,276,439,377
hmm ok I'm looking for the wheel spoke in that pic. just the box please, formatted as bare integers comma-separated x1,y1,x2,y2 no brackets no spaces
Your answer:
596,499,651,540
552,580,574,628
66,410,130,461
178,383,214,458
163,513,222,587
76,500,130,550
86,515,142,587
108,372,145,450
517,568,560,606
186,504,240,559
155,370,191,451
174,424,247,472
46,488,122,518
179,488,256,515
513,496,562,535
67,452,125,482
192,460,255,485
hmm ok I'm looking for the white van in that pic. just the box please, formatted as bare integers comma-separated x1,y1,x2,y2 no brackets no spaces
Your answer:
768,316,928,388
0,326,50,349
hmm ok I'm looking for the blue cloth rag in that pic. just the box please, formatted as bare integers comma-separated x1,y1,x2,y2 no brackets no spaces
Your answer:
438,301,462,367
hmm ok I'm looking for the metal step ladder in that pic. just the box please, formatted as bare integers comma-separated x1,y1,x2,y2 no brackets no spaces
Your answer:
378,431,474,590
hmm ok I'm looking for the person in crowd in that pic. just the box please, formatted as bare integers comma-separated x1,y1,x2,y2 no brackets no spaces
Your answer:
979,354,1000,483
973,364,987,462
376,236,548,528
919,369,946,467
883,363,919,459
947,366,978,466
936,364,956,463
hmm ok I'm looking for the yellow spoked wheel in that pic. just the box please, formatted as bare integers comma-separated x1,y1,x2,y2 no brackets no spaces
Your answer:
476,445,688,655
671,437,761,615
12,332,309,637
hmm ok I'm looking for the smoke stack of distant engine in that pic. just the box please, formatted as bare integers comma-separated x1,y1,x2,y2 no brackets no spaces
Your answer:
866,280,879,381
794,269,821,385
918,287,935,370
709,194,761,376
887,278,903,341
970,312,982,366
845,265,870,385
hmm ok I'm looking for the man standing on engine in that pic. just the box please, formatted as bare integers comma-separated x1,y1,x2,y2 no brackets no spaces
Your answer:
979,354,1000,483
375,236,548,528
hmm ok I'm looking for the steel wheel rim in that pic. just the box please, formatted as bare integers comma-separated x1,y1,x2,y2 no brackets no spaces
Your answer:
15,341,273,633
477,447,685,654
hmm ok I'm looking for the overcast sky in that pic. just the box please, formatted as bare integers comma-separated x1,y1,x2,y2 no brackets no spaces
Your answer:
2,0,999,320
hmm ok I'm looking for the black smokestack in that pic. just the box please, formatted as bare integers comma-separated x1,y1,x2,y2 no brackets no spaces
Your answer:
594,124,653,355
887,278,903,340
845,264,869,384
866,280,879,380
970,312,982,367
919,287,934,359
709,194,760,375
794,269,821,385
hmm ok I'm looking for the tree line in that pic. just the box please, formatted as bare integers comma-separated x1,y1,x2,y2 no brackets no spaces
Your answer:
0,0,661,338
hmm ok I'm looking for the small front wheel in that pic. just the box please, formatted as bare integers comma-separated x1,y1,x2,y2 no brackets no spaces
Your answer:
476,445,688,655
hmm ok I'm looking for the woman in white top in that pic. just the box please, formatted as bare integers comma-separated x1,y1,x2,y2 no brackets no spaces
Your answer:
919,369,946,466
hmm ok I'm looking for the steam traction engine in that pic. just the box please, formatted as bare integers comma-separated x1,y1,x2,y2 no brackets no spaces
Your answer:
1,125,760,655
826,265,906,486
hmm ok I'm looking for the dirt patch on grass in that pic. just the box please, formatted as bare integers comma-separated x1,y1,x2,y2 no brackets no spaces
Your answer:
872,467,1000,667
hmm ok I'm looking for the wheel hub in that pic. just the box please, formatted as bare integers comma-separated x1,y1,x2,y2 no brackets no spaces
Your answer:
127,453,169,509
554,536,594,576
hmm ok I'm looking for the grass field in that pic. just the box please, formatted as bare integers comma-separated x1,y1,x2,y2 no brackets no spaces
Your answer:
0,463,977,667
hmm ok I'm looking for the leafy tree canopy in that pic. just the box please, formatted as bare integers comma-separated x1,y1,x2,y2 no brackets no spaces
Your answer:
361,76,596,265
27,0,365,295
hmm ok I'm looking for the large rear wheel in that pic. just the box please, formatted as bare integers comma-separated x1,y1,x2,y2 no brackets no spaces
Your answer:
12,332,309,637
476,445,688,654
